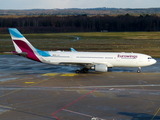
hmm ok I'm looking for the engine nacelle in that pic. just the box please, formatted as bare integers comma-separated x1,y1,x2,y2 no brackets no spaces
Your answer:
93,64,108,72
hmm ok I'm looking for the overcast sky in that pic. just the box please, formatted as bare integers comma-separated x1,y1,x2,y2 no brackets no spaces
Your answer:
0,0,160,9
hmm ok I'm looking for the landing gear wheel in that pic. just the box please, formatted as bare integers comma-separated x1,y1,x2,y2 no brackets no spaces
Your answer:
137,67,141,73
81,68,89,73
137,70,141,73
75,70,80,73
75,68,89,74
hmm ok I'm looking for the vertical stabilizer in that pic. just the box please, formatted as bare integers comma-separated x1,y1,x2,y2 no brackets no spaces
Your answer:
8,28,41,62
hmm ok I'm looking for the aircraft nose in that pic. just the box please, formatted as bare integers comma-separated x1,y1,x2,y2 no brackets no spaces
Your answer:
148,58,157,66
152,59,157,64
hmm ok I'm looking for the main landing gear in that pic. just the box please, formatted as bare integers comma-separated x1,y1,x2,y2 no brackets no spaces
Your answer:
137,67,141,73
75,68,89,73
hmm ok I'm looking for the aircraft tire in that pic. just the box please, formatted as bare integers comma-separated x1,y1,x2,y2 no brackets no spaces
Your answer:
137,70,141,73
75,70,80,73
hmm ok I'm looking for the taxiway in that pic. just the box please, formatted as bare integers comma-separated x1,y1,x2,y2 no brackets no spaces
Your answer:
0,55,160,120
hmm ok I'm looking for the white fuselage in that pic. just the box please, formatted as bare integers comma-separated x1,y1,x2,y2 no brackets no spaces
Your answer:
40,51,156,68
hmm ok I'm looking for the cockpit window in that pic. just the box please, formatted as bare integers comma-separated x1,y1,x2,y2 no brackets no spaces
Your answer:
148,57,152,59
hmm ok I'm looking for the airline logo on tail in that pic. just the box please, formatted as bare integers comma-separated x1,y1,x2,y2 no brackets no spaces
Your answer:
8,28,51,62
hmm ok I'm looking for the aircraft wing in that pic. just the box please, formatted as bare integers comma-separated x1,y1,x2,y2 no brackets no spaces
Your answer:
59,61,113,68
59,62,92,66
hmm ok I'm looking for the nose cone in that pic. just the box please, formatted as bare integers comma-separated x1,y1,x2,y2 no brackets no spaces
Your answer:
150,58,157,65
153,59,157,64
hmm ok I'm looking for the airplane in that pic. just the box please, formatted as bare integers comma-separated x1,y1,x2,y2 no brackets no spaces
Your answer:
9,28,157,73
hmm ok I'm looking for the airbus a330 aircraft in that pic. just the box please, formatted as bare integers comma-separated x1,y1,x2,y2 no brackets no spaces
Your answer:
9,28,157,73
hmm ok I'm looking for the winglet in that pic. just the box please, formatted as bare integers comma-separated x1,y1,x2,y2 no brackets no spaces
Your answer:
71,48,77,52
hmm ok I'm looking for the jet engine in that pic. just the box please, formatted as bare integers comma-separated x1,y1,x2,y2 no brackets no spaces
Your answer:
92,64,108,72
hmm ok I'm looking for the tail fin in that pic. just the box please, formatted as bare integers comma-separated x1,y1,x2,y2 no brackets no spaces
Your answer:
9,28,42,62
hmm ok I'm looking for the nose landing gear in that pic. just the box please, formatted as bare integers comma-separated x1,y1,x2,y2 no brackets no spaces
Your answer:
137,67,141,73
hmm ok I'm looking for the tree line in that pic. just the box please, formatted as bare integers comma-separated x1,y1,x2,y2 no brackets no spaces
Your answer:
1,8,160,15
0,14,160,33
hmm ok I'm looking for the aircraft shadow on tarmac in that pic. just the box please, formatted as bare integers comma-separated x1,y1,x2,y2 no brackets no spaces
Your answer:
118,112,160,120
